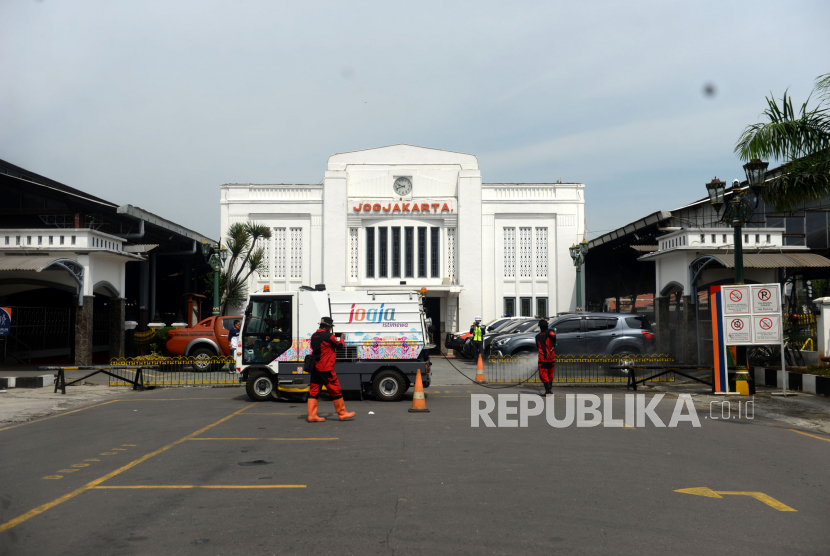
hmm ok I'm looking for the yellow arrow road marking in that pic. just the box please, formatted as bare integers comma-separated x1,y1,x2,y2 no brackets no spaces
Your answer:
675,488,796,511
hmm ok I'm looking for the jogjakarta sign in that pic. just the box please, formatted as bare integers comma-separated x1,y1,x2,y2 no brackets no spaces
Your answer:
351,201,455,214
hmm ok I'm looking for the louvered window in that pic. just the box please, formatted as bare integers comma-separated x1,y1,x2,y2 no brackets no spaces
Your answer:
274,228,286,278
519,227,532,277
446,228,456,283
504,227,516,278
289,227,302,279
535,227,548,278
349,228,359,280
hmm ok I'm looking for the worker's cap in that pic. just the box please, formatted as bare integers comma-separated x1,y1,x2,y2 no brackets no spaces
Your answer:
475,316,482,321
320,316,334,327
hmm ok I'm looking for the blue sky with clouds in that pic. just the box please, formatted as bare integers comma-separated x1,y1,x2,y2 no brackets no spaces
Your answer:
2,0,828,239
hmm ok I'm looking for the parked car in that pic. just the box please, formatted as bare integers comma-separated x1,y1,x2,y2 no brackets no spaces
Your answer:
462,318,536,358
165,315,242,370
488,313,655,357
445,317,526,355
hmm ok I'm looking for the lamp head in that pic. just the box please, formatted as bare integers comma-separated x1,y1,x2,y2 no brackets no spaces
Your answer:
743,158,768,196
706,177,726,211
201,241,211,258
579,239,589,256
569,243,578,260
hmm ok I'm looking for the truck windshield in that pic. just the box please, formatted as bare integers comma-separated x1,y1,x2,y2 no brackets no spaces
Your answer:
242,296,293,364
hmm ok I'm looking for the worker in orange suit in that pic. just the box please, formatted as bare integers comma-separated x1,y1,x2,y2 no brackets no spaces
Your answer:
307,316,356,422
535,319,556,396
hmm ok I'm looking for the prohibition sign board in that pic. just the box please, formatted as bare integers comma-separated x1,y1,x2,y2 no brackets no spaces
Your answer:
724,316,751,344
722,286,750,314
0,307,10,337
753,314,782,343
751,284,781,313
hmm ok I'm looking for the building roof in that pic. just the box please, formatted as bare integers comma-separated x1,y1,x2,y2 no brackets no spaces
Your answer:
117,205,214,245
704,253,830,269
327,144,479,171
588,210,672,249
0,159,216,245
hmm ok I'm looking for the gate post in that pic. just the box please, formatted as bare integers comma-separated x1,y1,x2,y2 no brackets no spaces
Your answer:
74,296,94,366
655,296,670,353
109,297,126,359
682,295,696,364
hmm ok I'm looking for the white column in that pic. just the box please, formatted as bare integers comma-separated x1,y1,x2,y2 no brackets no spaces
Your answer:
322,171,348,291
311,215,323,286
457,169,482,325
814,297,830,356
481,214,495,321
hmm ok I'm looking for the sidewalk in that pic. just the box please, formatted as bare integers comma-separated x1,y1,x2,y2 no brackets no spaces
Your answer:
0,385,128,427
1,364,110,385
649,382,830,434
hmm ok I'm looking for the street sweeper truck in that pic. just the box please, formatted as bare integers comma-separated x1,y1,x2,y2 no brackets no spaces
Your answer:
237,285,433,402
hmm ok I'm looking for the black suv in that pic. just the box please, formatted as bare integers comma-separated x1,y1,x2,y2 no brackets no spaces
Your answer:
462,318,535,358
488,313,655,356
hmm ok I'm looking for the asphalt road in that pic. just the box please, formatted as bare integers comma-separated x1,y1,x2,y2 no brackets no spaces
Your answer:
1,384,829,555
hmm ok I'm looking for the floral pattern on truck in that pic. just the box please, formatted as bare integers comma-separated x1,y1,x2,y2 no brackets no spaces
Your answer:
276,338,311,362
274,334,422,362
357,336,423,360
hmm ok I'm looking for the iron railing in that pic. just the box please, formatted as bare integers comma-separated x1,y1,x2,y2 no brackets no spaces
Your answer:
484,353,676,384
108,356,238,387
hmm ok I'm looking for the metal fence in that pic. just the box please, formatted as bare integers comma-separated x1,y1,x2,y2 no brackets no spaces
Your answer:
108,356,238,387
2,306,72,362
484,353,677,384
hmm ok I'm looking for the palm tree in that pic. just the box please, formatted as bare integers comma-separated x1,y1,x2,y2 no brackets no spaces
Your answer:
206,222,271,314
735,72,830,211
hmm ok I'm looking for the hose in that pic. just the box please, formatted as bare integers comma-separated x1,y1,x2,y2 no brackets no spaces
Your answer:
438,352,542,390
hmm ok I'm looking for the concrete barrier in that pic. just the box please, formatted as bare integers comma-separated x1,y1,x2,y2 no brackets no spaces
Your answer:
0,377,16,389
16,374,55,389
752,366,830,397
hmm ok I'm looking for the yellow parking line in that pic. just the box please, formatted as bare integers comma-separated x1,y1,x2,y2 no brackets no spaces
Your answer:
242,413,307,416
789,429,830,443
116,398,239,401
0,400,121,433
0,404,252,534
189,437,338,441
92,485,306,489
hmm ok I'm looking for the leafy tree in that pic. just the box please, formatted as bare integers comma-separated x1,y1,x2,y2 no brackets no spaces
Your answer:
205,222,271,315
735,73,830,211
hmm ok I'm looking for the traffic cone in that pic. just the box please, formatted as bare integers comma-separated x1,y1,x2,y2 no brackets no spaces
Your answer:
475,354,487,383
408,368,430,413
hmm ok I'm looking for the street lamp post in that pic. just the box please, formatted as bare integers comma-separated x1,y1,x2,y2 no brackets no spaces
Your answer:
705,158,769,371
201,241,228,316
569,239,589,311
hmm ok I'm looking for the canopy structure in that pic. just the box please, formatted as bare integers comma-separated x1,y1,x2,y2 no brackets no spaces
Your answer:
0,256,85,305
699,253,830,269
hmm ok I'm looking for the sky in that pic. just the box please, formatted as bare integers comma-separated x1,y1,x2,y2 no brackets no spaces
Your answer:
2,0,828,240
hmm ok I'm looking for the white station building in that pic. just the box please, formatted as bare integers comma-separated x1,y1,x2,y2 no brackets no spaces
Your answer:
220,145,585,346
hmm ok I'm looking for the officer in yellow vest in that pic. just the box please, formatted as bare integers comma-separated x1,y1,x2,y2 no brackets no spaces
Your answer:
469,316,485,361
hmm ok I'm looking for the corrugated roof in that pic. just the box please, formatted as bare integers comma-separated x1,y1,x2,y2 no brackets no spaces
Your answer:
712,253,830,268
0,256,70,272
631,245,658,252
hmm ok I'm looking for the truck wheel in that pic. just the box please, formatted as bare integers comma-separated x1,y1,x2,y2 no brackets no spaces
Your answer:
373,370,405,402
191,347,215,371
246,370,275,401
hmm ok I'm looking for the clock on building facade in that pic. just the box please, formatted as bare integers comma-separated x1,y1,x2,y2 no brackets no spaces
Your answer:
393,177,412,196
